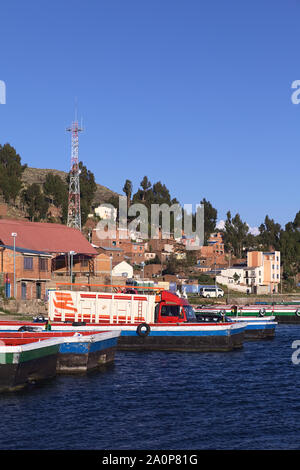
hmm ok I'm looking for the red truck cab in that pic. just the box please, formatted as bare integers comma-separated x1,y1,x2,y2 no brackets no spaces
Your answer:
155,291,197,323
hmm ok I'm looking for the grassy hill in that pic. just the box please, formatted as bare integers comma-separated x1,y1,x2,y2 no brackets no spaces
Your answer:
21,166,120,206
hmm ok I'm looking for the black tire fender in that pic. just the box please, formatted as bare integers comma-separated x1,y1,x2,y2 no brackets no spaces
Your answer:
259,308,266,317
295,309,300,317
136,322,151,337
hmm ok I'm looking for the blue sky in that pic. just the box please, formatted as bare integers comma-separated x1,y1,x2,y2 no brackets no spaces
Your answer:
0,0,300,229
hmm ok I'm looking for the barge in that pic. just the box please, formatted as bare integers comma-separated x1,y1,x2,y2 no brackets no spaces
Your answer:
47,287,250,351
195,303,300,323
194,310,277,340
0,320,246,352
0,329,120,374
0,336,61,392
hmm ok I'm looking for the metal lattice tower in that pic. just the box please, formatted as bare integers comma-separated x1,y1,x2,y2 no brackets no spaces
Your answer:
66,120,83,230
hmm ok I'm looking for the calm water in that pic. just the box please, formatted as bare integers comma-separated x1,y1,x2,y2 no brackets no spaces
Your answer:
0,324,300,450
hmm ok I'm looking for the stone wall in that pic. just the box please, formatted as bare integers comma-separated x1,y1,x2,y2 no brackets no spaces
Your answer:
0,298,47,316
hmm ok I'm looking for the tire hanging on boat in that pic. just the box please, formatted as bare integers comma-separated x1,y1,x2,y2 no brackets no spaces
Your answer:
259,308,266,317
136,323,151,337
295,309,300,317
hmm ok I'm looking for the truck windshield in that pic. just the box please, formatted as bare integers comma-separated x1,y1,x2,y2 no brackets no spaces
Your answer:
183,306,197,322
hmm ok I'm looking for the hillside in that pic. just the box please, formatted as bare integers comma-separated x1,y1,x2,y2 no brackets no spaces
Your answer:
21,167,120,206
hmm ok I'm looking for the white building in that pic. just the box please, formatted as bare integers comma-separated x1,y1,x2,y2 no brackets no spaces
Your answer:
94,205,117,221
112,261,133,279
216,250,281,294
216,266,263,293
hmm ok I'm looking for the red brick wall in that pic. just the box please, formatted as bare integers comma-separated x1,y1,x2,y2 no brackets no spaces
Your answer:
1,249,51,280
1,248,51,299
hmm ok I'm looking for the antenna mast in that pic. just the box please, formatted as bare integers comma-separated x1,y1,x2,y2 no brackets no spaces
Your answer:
66,118,83,231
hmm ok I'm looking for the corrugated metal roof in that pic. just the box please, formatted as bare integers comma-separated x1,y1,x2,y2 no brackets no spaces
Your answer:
99,245,123,251
0,219,97,256
0,244,51,256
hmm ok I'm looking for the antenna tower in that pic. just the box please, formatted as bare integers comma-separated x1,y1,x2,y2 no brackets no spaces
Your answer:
66,118,83,230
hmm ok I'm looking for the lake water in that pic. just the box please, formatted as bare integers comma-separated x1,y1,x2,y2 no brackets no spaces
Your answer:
0,324,299,450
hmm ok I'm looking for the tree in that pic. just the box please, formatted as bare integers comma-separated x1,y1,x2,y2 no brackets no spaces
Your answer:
258,215,281,251
0,143,27,203
223,211,249,258
21,183,49,221
279,212,300,287
43,173,68,222
43,173,68,207
163,254,178,275
123,179,133,210
140,176,152,202
201,198,217,243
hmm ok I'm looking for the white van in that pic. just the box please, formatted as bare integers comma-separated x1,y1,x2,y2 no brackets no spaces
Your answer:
200,287,224,298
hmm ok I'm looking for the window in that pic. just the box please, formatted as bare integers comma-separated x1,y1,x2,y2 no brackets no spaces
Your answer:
80,258,89,267
183,306,197,321
24,257,33,270
160,305,180,317
39,258,48,272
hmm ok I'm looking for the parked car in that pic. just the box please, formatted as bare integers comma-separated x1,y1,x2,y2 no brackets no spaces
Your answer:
199,287,224,298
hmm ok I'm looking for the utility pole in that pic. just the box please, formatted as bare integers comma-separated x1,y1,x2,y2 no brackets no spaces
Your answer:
110,254,113,292
69,251,76,290
11,232,17,298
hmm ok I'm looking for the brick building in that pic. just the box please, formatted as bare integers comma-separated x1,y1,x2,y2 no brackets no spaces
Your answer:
198,232,226,266
97,246,125,264
143,263,162,278
0,219,98,300
0,245,52,300
92,225,146,266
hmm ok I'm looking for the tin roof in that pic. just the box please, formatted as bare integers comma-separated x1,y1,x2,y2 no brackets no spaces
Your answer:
99,245,123,252
0,244,51,256
0,219,97,256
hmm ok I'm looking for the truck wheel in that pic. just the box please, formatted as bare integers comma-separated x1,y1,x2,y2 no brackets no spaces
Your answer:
136,323,151,337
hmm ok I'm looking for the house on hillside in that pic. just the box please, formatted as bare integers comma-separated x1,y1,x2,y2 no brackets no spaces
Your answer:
216,250,281,294
0,219,98,299
112,261,133,279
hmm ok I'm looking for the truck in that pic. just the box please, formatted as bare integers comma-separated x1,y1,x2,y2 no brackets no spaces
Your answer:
46,287,246,352
49,289,197,325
